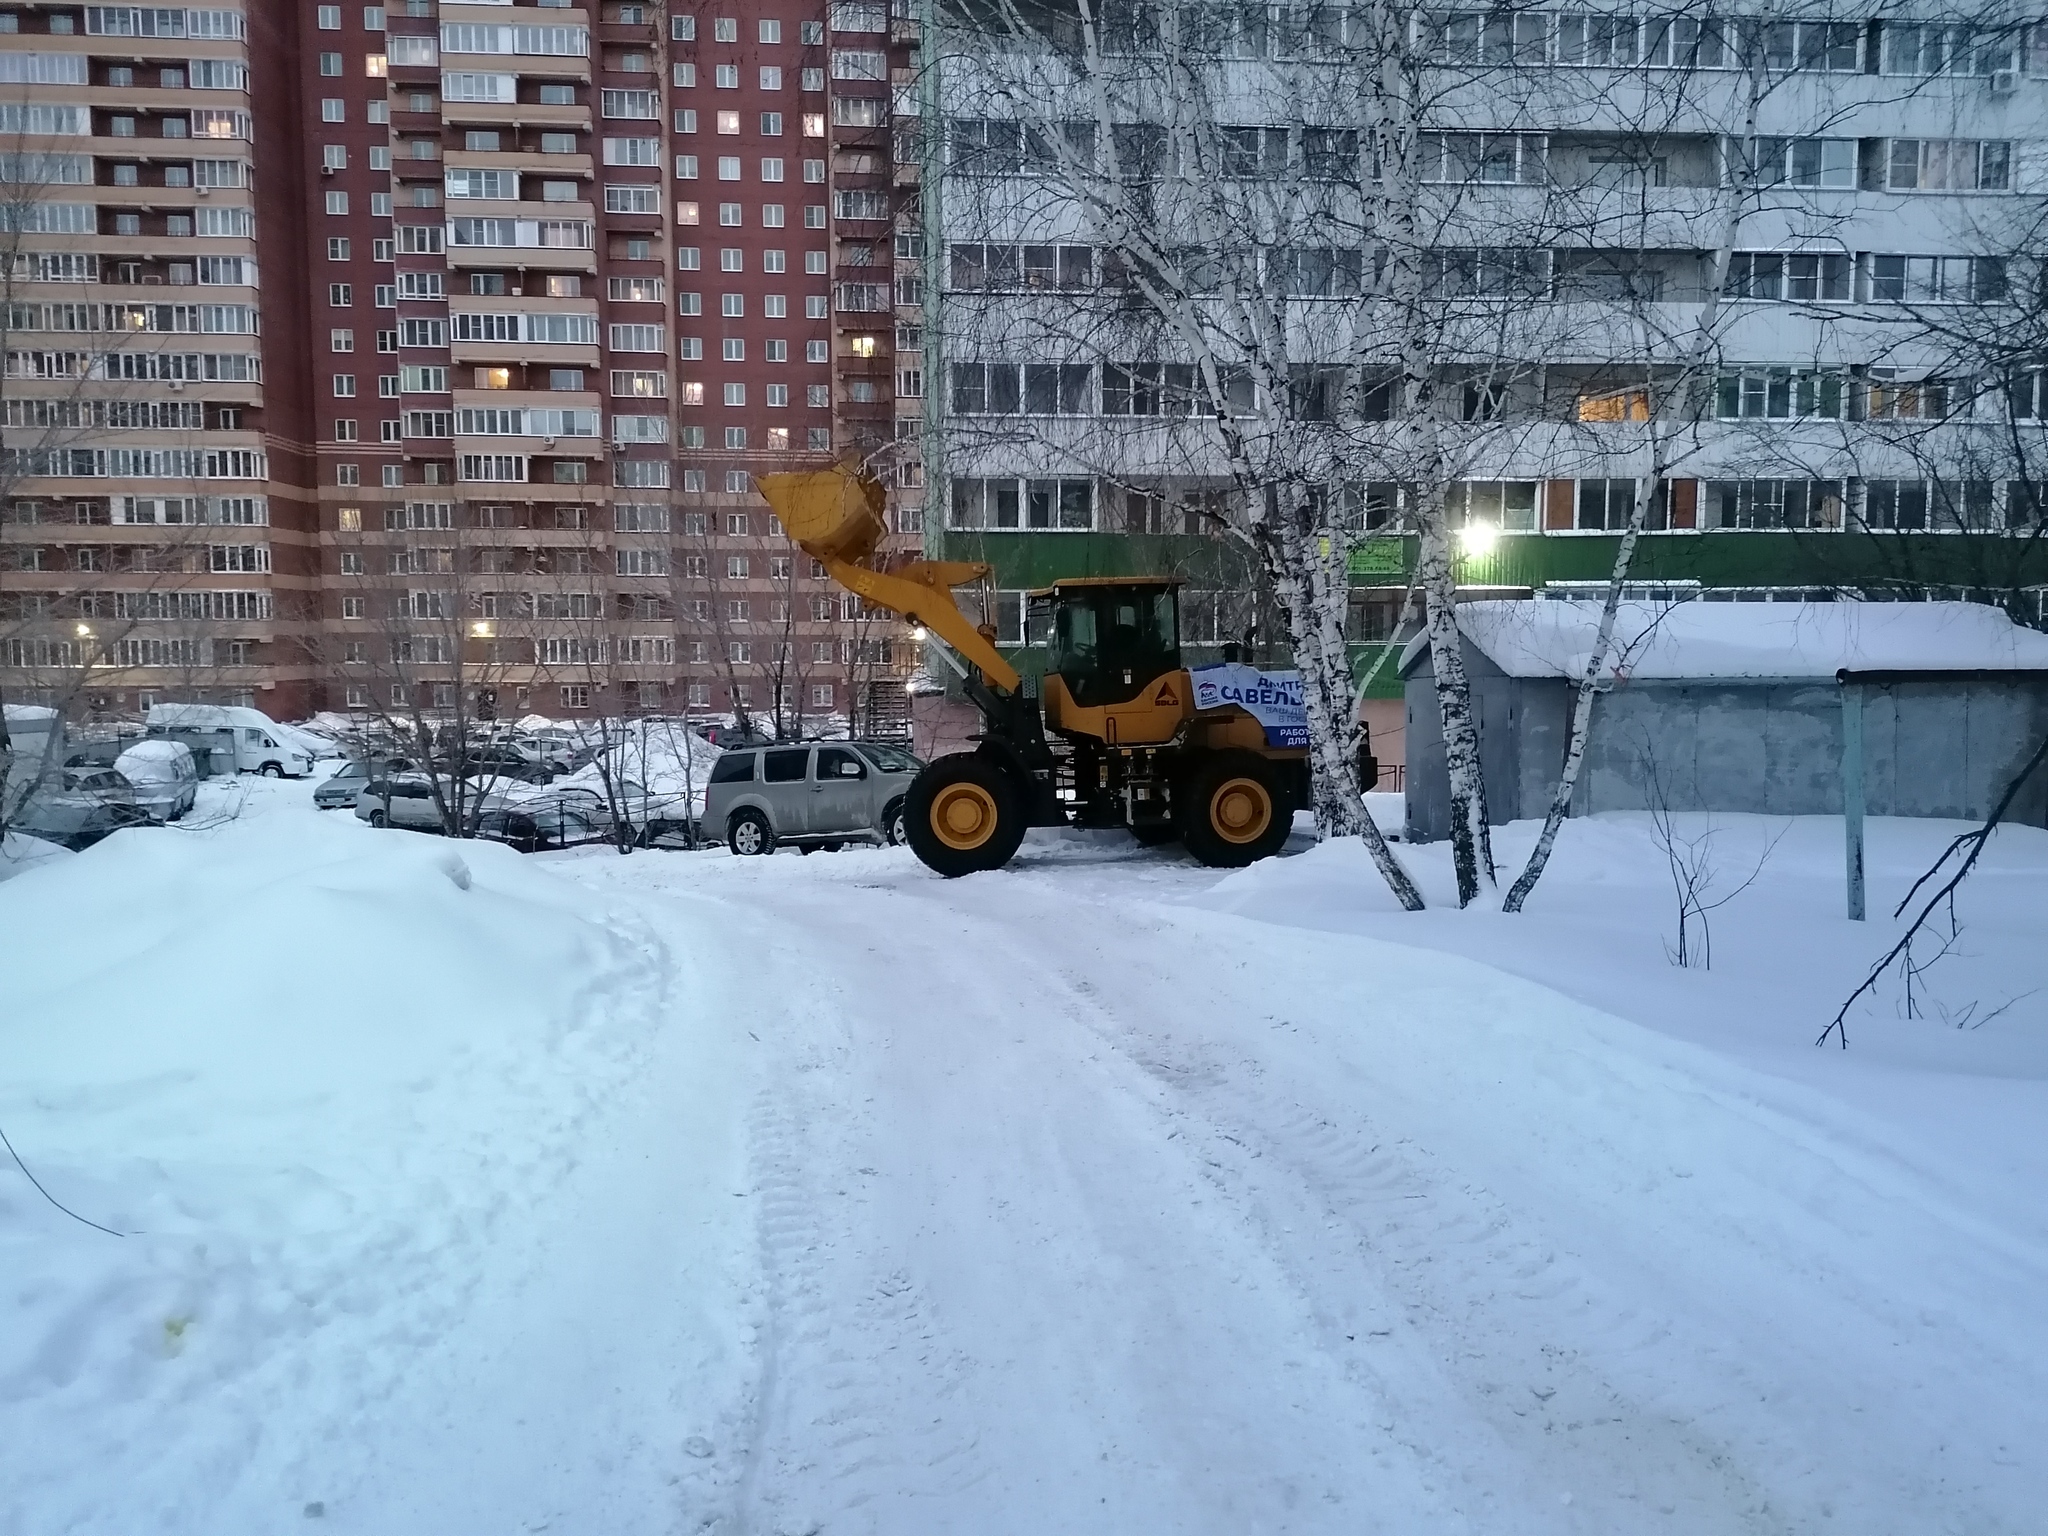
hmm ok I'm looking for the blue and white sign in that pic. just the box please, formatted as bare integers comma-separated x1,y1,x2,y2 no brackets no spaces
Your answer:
1189,663,1307,748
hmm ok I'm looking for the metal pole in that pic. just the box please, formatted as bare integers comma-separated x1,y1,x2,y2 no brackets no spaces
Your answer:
1842,683,1865,921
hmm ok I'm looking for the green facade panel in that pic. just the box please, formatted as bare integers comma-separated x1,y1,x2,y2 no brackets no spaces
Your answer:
936,530,2048,700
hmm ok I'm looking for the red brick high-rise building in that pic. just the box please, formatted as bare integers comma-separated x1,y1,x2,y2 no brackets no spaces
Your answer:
0,0,921,735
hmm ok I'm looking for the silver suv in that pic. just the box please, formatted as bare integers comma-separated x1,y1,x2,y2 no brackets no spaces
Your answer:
705,741,922,855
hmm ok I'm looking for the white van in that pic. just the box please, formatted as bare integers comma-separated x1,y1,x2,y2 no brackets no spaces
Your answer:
115,739,201,820
145,704,315,778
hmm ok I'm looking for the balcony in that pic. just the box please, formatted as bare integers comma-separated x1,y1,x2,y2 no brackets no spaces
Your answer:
453,432,605,460
443,149,594,180
437,99,591,132
439,50,591,84
450,341,600,368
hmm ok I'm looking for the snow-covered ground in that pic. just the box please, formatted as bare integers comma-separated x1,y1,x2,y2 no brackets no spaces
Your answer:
3,772,2045,1535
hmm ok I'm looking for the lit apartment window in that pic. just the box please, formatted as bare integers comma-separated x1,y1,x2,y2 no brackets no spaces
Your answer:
717,111,741,134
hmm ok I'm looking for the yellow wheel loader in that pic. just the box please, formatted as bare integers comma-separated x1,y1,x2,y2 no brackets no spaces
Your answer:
756,465,1309,878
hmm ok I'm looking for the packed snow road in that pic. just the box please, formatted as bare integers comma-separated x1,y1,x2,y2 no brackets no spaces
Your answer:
573,832,2047,1536
5,790,2045,1535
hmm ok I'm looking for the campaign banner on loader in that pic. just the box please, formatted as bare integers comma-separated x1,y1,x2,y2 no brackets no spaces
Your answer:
1188,664,1308,748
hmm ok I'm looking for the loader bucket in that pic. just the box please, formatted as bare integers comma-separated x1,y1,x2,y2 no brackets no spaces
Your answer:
756,465,887,565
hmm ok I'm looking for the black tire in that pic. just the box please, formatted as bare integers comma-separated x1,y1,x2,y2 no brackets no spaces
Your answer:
1131,822,1179,847
1179,750,1292,868
881,797,908,847
259,761,284,778
728,808,773,857
904,753,1026,878
367,810,388,828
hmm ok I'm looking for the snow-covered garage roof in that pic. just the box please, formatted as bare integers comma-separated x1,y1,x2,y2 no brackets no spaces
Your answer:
1399,600,2048,681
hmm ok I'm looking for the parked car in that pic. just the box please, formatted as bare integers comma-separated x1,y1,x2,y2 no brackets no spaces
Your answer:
704,741,923,856
607,778,697,845
11,771,152,850
697,723,776,751
59,766,137,806
473,801,613,854
354,776,455,832
114,739,199,821
442,745,557,783
315,756,416,810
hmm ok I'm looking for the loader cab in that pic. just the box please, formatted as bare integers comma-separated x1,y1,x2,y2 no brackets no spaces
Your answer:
1033,577,1183,707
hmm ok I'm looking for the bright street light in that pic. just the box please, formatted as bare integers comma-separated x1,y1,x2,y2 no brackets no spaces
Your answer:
1457,522,1500,558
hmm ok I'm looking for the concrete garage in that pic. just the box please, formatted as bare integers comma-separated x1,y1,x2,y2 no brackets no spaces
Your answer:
1401,600,2048,844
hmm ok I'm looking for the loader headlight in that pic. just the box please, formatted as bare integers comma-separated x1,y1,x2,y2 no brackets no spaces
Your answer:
1457,522,1499,557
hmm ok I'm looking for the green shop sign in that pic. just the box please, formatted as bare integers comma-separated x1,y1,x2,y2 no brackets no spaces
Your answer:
1347,538,1408,579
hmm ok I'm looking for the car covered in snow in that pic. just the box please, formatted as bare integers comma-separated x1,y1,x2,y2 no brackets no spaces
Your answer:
705,741,921,856
11,768,152,850
113,739,199,821
471,800,615,854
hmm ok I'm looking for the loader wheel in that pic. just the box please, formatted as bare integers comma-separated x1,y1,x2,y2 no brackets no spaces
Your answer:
1180,751,1291,868
905,754,1025,878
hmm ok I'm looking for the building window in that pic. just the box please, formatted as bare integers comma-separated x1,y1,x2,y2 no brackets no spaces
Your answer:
1703,479,1844,530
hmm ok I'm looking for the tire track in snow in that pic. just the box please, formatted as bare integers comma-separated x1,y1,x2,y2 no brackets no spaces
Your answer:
711,911,984,1536
907,870,1783,1535
706,868,1465,1535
